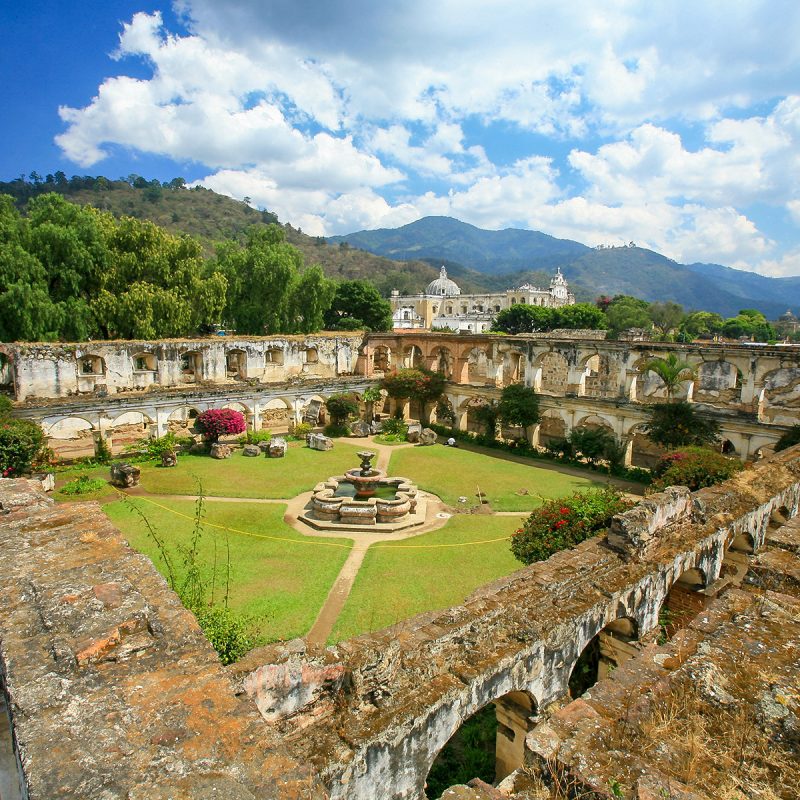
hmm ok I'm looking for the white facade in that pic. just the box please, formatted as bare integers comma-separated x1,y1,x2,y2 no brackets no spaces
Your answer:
390,266,574,331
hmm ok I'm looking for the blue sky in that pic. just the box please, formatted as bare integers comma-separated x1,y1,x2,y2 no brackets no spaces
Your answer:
2,1,800,275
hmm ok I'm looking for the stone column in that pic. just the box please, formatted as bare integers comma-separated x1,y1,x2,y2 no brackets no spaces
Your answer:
494,693,536,782
529,424,541,448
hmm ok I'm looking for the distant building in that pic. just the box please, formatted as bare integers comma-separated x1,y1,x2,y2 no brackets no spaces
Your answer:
389,266,575,333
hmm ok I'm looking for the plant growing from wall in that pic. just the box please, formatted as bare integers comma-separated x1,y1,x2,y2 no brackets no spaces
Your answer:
641,353,696,400
194,408,247,443
511,487,632,565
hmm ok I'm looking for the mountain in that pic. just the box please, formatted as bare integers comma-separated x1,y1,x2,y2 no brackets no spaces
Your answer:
332,216,800,318
329,215,589,274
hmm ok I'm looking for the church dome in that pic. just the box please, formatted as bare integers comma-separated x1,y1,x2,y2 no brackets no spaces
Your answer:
425,266,461,296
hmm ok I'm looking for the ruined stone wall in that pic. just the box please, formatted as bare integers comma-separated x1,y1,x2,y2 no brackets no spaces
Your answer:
0,479,327,800
1,334,364,401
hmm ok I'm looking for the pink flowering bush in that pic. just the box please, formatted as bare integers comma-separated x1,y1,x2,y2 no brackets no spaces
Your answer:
194,408,246,443
511,487,632,565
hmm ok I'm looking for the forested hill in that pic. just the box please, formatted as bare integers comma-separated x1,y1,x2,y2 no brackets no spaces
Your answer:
0,175,494,296
332,215,800,318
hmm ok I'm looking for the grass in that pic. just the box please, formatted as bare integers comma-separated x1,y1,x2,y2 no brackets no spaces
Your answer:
329,515,523,643
134,441,365,498
103,497,351,644
387,445,603,511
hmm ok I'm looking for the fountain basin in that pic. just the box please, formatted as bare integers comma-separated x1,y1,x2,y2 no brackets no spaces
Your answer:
301,475,423,531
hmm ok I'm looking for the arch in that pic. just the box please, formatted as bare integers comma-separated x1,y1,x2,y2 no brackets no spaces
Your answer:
568,615,639,698
303,347,319,364
721,438,737,455
226,348,248,379
372,345,391,373
631,356,696,403
0,352,11,390
432,346,454,379
403,345,423,369
658,567,708,640
78,354,105,376
180,350,202,381
110,410,153,428
109,410,153,453
758,366,800,422
265,346,285,365
132,352,157,372
581,353,614,398
533,351,568,395
574,413,615,432
624,422,664,469
503,350,525,385
260,397,293,429
424,688,539,797
537,409,568,446
693,359,741,405
44,415,96,459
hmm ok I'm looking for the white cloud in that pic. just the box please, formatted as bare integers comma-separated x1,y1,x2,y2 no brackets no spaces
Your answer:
755,248,800,278
53,2,800,274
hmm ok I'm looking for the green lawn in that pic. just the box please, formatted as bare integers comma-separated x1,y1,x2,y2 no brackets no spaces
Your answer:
387,445,603,511
329,514,523,643
103,498,351,643
135,441,366,498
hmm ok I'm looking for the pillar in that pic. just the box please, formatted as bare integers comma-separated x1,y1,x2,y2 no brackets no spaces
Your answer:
623,437,634,467
494,693,536,782
530,424,541,448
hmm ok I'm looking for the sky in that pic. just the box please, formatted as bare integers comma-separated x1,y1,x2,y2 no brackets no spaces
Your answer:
2,1,800,276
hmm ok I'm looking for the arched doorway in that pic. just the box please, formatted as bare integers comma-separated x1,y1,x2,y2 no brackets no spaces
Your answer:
569,617,639,698
424,690,538,798
658,568,708,640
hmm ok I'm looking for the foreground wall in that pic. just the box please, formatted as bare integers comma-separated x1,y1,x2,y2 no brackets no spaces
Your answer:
0,479,327,800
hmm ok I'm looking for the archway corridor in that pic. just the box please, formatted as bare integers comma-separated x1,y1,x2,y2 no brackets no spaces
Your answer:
424,691,537,799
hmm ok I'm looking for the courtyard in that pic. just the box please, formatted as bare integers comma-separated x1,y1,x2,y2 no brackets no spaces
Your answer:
57,438,615,646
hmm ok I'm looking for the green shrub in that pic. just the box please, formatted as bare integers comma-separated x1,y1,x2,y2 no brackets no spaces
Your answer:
325,393,360,425
0,416,47,477
323,423,351,438
94,435,112,464
775,425,800,452
60,475,108,495
651,446,743,491
237,429,272,445
511,487,633,565
380,417,408,437
291,422,313,440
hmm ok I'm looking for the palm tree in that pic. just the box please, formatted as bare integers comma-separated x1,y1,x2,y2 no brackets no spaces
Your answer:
642,353,696,400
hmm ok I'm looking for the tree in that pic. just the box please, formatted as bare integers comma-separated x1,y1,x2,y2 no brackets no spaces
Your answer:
324,280,392,331
648,301,685,338
553,303,607,330
288,265,336,334
651,446,743,491
681,311,724,339
492,305,555,334
362,387,383,423
643,402,720,449
497,384,539,438
473,400,499,439
381,368,446,404
568,427,621,467
194,409,246,443
604,295,651,338
774,426,800,452
325,393,360,425
0,399,46,476
641,353,696,400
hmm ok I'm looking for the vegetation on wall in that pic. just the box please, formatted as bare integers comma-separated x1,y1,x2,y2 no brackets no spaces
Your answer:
643,402,721,449
651,447,743,492
0,396,47,476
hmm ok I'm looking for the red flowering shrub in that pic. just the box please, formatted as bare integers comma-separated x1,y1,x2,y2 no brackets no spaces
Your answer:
380,368,446,403
651,446,742,492
194,408,247,443
511,487,632,565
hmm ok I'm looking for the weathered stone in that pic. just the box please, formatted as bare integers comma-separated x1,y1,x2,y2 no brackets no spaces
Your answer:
420,427,437,445
268,437,288,458
307,433,333,451
242,444,260,457
190,441,208,455
110,462,140,487
258,439,272,452
160,450,178,467
30,472,55,492
369,420,383,434
350,420,371,437
210,443,232,459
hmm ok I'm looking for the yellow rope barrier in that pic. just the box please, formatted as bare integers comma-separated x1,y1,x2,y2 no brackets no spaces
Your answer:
115,491,515,551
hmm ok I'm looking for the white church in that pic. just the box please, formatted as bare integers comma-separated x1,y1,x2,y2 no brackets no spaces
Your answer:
389,266,575,333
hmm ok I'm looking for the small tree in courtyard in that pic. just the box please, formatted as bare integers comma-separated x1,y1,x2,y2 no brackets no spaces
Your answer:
643,402,720,450
325,393,360,425
194,408,246,443
497,384,539,439
381,367,447,419
0,397,47,476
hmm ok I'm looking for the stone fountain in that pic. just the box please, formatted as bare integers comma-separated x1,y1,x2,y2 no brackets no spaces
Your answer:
299,451,424,531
